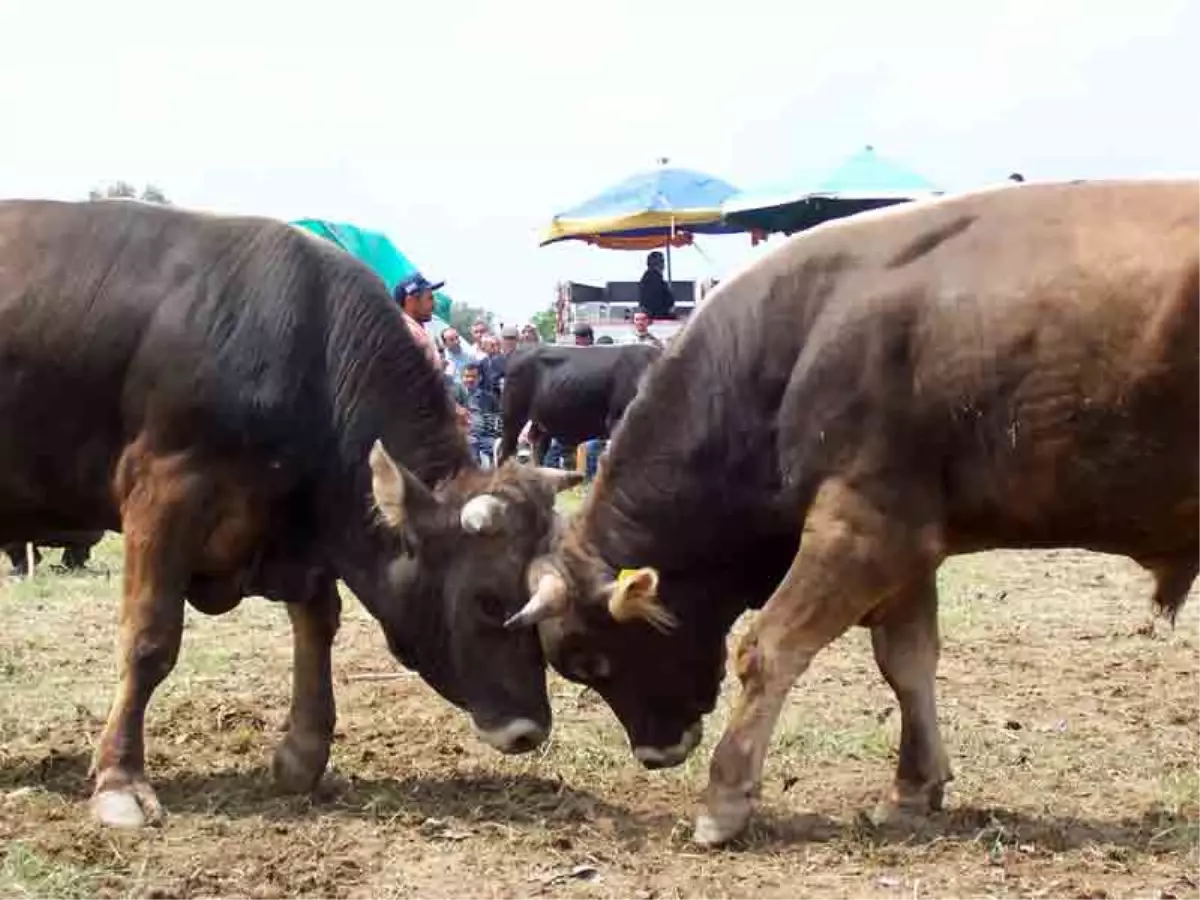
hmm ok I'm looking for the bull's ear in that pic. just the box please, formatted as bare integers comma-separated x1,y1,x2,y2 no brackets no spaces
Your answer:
369,439,437,529
535,467,586,494
607,566,675,632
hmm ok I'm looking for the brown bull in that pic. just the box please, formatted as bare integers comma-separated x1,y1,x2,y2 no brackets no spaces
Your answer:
506,179,1199,845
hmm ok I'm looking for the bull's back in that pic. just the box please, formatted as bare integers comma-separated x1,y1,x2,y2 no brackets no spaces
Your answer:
521,346,654,443
782,180,1199,557
0,200,327,534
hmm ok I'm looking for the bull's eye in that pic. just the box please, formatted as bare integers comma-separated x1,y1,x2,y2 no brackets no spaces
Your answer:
477,593,507,623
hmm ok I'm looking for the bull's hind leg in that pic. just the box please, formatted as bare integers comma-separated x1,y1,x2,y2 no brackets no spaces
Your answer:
273,577,342,793
869,572,952,820
693,477,942,847
91,448,206,828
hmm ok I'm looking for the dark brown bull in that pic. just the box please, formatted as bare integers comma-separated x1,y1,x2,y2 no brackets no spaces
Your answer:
506,180,1199,845
0,199,580,828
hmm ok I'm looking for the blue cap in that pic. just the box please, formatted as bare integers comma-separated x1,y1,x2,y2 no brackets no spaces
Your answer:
394,271,445,301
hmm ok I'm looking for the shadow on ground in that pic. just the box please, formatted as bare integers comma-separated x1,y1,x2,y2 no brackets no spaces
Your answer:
3,749,1192,855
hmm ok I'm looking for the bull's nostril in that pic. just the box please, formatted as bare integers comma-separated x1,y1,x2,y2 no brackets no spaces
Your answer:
509,732,539,754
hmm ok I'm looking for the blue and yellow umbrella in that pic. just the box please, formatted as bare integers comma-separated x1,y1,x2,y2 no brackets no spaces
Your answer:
540,163,741,252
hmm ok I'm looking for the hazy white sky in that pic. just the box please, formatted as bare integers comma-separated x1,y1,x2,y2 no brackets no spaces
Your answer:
3,0,1198,323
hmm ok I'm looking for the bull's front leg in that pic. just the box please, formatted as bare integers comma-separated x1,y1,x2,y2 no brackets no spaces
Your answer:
694,477,937,846
91,450,194,828
272,577,342,793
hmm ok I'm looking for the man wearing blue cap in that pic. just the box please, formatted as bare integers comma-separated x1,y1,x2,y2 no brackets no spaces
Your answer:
394,271,445,371
394,271,470,432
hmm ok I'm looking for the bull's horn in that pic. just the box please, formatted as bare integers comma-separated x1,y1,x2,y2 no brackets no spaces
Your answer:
504,573,568,629
460,494,507,533
608,566,676,633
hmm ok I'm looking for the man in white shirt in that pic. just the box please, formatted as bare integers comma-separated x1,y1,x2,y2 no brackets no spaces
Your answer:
440,326,482,381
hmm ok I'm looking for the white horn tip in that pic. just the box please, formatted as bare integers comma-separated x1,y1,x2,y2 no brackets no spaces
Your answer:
461,494,506,533
504,573,567,629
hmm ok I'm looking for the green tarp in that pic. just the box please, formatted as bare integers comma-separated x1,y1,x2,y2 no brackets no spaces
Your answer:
291,218,453,324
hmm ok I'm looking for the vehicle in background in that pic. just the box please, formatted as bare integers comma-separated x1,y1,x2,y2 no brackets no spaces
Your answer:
551,277,719,345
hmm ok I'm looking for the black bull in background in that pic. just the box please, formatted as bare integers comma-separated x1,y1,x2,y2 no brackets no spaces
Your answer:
498,342,662,466
3,530,105,575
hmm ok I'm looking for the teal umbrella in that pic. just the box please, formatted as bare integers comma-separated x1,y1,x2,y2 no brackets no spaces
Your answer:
291,219,455,322
722,145,941,236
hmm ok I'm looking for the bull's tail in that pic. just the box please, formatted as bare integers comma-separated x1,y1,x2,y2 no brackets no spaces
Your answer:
1150,558,1198,627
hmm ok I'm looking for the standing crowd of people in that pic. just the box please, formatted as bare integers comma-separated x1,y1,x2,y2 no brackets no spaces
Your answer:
393,271,541,468
393,255,672,473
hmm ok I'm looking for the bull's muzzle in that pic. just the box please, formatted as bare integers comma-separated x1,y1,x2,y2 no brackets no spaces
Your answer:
632,720,704,769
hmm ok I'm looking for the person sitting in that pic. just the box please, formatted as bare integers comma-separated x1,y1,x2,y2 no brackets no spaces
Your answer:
461,363,502,468
637,250,676,319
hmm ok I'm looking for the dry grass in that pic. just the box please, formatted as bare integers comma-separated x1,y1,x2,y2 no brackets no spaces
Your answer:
1,529,1197,899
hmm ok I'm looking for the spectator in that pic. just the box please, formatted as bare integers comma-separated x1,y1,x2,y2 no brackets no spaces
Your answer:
520,322,541,344
470,319,490,347
500,324,520,356
440,326,479,381
478,334,505,398
631,308,663,349
394,272,444,371
441,346,467,403
596,335,615,345
435,345,470,432
572,323,595,347
461,363,502,467
479,326,518,398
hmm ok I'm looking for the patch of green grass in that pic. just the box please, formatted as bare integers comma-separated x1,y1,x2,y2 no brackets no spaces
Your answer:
0,843,102,899
554,483,589,515
774,719,894,762
1158,768,1200,816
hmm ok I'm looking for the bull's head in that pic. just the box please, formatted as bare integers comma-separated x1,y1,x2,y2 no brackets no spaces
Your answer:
367,440,583,755
504,547,726,770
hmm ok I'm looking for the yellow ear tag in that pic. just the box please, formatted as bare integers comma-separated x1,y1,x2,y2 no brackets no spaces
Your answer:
616,568,638,586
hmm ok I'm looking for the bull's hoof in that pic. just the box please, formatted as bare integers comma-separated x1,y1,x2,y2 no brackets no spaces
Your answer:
868,781,947,827
271,732,330,794
692,789,753,847
91,781,164,829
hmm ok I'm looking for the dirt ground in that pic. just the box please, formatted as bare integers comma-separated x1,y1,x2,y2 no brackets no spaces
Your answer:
1,530,1197,899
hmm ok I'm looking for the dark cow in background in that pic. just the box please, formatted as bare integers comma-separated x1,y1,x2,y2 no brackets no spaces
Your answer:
0,199,580,829
3,529,105,575
498,343,662,465
507,179,1199,845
